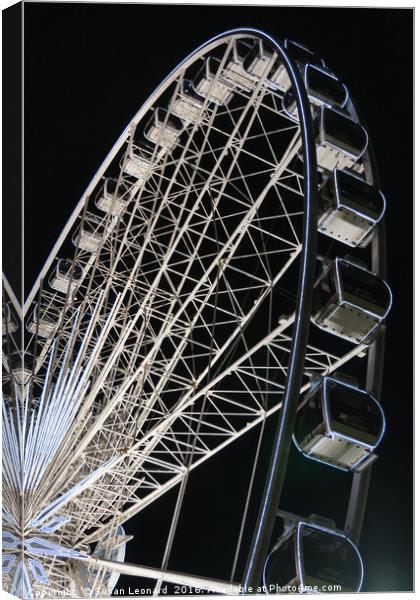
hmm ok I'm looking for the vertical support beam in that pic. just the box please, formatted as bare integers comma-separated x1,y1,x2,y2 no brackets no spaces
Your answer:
345,462,373,545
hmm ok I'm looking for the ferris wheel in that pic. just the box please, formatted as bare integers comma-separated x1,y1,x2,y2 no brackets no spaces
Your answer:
2,28,391,597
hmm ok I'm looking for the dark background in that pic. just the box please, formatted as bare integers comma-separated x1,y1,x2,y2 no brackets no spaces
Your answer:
4,2,413,593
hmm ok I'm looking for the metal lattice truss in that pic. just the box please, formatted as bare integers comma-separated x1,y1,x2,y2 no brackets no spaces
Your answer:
2,34,367,597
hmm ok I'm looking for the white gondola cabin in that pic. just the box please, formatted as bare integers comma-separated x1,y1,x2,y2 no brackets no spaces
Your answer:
304,64,348,109
268,59,291,93
318,169,386,247
243,40,274,78
171,80,207,123
49,259,84,294
294,375,385,470
96,178,133,217
144,108,184,152
123,144,155,184
315,107,368,172
222,41,257,92
264,515,363,593
283,65,348,121
73,214,107,254
193,57,234,105
312,258,392,344
27,303,61,338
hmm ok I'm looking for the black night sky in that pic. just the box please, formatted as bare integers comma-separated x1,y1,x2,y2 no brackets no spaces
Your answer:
3,2,413,593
